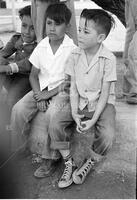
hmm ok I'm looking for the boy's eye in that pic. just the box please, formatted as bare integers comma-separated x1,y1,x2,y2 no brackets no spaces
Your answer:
22,23,27,28
84,30,89,34
30,26,34,31
47,21,52,25
78,29,81,32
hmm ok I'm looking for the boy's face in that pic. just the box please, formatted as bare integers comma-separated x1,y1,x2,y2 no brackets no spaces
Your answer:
78,17,104,50
21,15,36,43
46,18,67,42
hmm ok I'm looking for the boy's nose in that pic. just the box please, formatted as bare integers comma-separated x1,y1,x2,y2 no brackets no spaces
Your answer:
50,25,56,31
25,27,30,34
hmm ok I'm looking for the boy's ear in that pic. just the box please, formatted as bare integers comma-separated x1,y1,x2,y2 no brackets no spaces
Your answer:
19,15,23,21
66,23,71,32
97,33,106,43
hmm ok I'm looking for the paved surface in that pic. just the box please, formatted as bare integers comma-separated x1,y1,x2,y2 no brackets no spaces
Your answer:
0,32,136,199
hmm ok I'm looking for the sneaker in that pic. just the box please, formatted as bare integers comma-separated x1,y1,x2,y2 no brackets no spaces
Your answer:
58,159,73,188
72,158,94,184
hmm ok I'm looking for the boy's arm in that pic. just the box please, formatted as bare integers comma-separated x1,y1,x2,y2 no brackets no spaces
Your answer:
29,65,41,94
0,35,17,71
70,75,79,115
14,59,32,74
29,65,47,112
70,75,84,130
81,81,111,132
0,35,17,60
0,65,12,74
90,81,111,123
0,34,34,74
34,76,70,101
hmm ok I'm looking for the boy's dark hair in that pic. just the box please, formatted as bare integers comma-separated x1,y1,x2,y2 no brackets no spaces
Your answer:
80,9,115,37
18,5,31,19
45,3,72,25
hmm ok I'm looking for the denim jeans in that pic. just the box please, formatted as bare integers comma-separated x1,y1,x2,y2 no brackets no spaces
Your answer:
48,103,116,156
10,91,72,156
78,104,116,155
10,88,116,157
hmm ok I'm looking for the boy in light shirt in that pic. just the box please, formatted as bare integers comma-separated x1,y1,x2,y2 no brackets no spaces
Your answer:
10,3,76,182
51,9,117,188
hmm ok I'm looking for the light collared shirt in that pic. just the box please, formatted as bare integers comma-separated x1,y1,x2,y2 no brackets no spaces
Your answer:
29,34,76,91
65,44,117,112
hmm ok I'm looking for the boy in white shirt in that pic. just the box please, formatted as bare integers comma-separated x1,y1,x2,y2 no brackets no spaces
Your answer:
10,3,76,179
31,0,77,43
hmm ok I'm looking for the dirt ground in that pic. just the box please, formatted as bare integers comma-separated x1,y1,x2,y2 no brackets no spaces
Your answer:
0,33,136,199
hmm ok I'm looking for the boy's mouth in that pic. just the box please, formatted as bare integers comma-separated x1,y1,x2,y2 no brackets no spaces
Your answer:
23,35,30,39
78,40,84,45
48,33,56,36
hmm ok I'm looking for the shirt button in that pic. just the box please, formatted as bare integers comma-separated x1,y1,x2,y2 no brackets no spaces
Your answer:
86,72,88,74
85,89,88,92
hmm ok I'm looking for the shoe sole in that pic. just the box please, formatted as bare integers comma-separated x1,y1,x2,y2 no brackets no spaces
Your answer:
58,178,73,188
72,159,94,184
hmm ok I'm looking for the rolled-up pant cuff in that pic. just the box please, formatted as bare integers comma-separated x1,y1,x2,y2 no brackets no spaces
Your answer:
50,141,70,150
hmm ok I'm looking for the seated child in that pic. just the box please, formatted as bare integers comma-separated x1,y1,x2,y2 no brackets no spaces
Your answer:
31,0,77,43
49,8,117,188
29,0,77,163
0,5,37,109
10,3,76,177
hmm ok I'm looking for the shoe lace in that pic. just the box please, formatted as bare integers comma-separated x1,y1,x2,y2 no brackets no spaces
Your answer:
79,159,94,180
61,160,72,180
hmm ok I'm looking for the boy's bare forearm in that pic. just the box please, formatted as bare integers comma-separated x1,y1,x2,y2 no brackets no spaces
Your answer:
70,93,79,115
42,82,65,100
70,80,79,115
40,80,70,100
29,75,40,93
91,82,111,123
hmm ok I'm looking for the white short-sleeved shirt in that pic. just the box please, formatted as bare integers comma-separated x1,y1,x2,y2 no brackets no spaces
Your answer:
29,34,76,91
65,44,117,112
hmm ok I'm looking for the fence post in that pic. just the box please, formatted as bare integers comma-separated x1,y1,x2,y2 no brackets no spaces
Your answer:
11,0,16,31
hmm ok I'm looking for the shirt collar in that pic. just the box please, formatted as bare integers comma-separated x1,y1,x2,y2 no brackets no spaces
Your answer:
38,34,75,48
74,43,113,60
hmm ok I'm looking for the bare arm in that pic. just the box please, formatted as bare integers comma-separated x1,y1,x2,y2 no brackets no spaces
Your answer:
29,65,40,93
70,75,84,130
81,81,111,131
34,76,70,101
70,75,79,115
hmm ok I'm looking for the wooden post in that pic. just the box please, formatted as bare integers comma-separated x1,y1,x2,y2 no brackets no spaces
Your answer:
11,0,16,31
